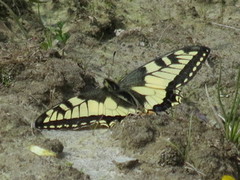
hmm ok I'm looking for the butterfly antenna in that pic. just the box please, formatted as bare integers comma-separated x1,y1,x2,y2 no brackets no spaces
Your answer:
108,51,116,79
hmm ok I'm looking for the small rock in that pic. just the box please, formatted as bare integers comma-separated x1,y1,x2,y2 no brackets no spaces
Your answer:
113,156,139,170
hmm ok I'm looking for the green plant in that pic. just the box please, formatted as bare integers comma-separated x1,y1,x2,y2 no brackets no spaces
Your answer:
54,21,70,46
40,28,54,50
29,1,70,52
218,68,240,147
41,21,70,52
0,69,13,87
29,0,47,27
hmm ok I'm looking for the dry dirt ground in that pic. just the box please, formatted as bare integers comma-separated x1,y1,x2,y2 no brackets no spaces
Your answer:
0,0,240,180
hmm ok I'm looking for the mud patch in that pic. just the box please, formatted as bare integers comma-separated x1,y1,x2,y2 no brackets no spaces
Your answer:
112,110,239,179
42,130,142,179
0,0,240,180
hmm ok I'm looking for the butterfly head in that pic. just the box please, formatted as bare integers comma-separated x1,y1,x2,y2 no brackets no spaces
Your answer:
103,78,120,92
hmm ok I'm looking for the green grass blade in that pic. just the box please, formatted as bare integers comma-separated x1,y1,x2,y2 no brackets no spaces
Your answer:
217,65,227,120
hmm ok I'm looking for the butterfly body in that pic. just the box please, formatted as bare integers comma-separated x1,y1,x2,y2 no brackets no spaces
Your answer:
35,46,210,130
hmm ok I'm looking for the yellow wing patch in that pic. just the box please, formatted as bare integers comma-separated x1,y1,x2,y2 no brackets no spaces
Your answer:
72,106,80,118
88,100,99,116
69,97,84,106
162,57,172,65
177,55,194,60
152,71,176,81
144,62,160,72
131,86,156,95
173,50,185,55
104,97,118,110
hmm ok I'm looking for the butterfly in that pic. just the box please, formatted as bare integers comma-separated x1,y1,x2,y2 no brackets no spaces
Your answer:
35,46,210,130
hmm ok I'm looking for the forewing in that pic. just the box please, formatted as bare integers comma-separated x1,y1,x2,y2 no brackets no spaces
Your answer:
119,46,210,112
35,89,137,130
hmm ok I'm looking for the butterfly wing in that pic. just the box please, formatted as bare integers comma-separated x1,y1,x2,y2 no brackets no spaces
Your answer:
35,88,137,130
35,46,210,130
119,46,210,112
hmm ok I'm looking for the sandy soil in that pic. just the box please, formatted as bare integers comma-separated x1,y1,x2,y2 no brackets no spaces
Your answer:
0,0,239,179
